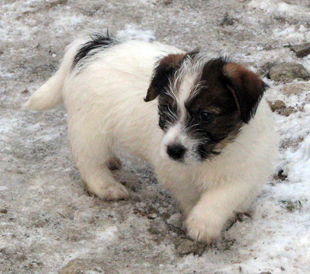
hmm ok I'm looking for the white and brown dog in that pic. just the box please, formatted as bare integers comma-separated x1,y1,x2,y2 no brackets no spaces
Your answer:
25,34,278,242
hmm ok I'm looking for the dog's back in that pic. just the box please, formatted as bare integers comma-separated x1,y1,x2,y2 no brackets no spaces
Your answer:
24,34,181,111
24,35,183,157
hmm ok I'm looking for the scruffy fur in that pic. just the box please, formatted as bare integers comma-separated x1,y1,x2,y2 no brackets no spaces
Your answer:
25,35,278,242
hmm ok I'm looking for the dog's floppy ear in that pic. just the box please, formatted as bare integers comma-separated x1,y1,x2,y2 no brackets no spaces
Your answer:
223,63,267,123
145,53,185,102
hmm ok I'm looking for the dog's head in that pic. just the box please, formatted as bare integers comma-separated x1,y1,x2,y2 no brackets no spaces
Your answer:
145,53,266,164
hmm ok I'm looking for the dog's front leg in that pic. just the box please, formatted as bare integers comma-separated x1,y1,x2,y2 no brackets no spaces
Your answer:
185,180,258,242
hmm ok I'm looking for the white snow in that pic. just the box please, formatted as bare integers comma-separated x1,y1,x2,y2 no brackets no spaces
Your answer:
117,24,156,42
287,134,310,183
249,0,306,17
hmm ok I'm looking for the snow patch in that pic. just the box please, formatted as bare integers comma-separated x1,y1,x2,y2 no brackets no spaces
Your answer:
0,186,9,191
249,0,307,17
286,135,310,183
117,24,156,42
273,26,310,43
96,225,119,242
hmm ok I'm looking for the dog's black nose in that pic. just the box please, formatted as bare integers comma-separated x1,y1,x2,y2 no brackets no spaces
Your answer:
167,144,186,160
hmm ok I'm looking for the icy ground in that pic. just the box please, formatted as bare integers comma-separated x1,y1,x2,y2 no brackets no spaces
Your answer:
1,0,310,273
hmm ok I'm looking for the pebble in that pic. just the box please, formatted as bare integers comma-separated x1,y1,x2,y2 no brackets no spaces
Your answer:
175,238,207,256
148,219,167,235
269,100,286,112
283,106,295,117
281,82,310,96
268,100,295,117
58,259,86,274
166,213,182,228
269,63,310,83
290,42,310,58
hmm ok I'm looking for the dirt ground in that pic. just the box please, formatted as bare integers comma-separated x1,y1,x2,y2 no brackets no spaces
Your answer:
1,0,310,273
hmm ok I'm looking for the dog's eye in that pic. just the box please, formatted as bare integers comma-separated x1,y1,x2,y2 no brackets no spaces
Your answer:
200,111,215,122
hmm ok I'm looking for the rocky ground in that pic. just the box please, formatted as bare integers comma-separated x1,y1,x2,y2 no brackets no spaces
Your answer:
1,0,310,273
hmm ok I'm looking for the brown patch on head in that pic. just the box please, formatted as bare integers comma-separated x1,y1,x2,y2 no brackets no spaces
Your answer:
145,53,186,102
181,58,266,159
186,58,266,123
186,58,240,116
223,62,266,123
223,63,243,78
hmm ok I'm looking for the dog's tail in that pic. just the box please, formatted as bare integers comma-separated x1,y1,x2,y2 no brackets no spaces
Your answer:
24,39,85,111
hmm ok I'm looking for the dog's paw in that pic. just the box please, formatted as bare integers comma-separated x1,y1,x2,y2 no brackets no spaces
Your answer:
185,211,223,243
95,183,129,201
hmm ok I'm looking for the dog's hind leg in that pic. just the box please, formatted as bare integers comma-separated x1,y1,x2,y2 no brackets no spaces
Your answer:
68,121,129,201
79,161,128,200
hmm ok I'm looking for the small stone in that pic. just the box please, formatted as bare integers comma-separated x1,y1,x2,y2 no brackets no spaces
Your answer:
269,100,286,112
281,82,310,96
166,213,182,228
58,259,87,274
268,100,296,116
290,42,310,58
269,63,310,83
274,169,287,181
0,209,8,214
148,219,166,235
175,238,207,256
258,62,277,76
21,89,29,94
283,106,295,117
260,272,272,274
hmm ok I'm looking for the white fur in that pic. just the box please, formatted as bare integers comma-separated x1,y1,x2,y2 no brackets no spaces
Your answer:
25,38,279,242
163,67,205,165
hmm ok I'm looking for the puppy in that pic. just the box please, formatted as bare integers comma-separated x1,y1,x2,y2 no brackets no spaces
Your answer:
25,34,278,242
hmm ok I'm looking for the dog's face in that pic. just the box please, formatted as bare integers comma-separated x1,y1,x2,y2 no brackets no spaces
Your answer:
145,53,266,164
